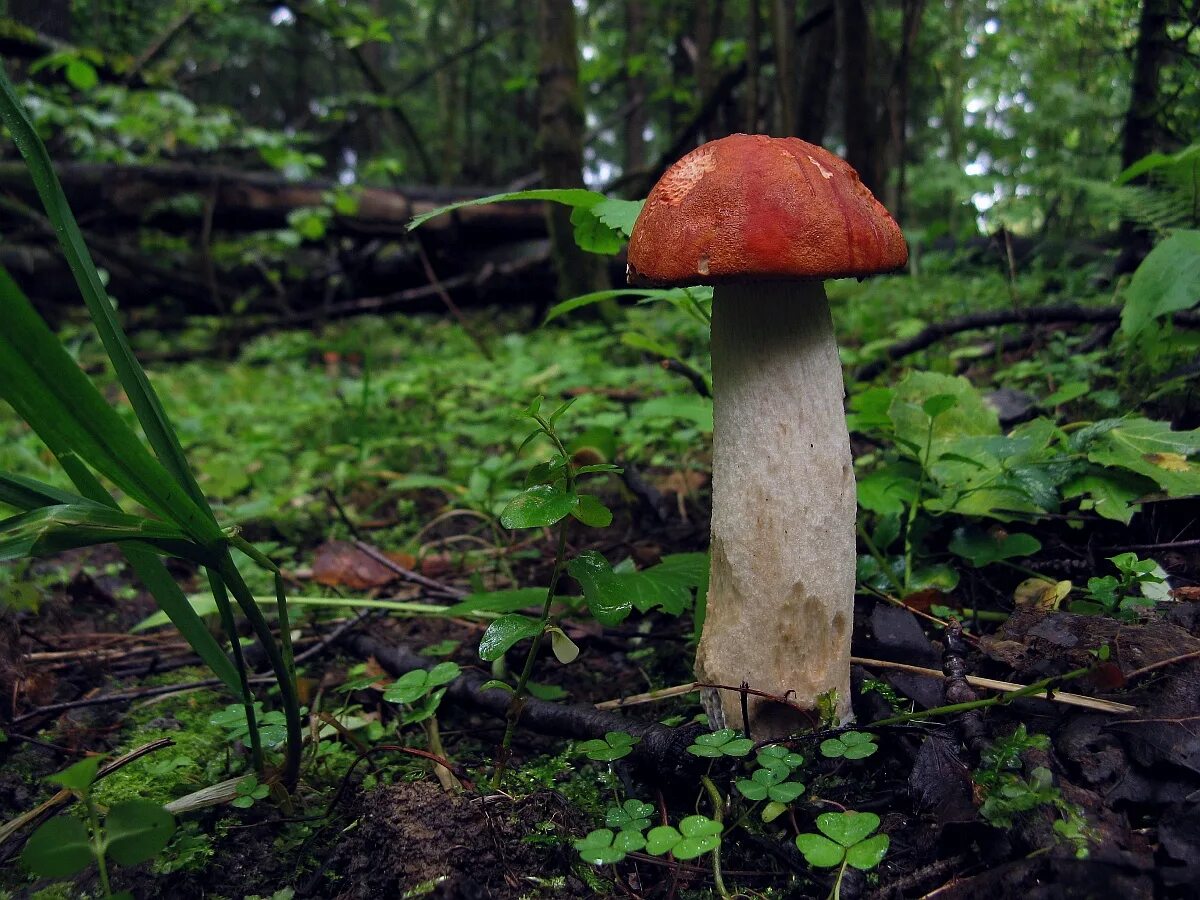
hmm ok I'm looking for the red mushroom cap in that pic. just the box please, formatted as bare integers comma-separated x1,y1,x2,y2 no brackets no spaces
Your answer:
627,134,908,287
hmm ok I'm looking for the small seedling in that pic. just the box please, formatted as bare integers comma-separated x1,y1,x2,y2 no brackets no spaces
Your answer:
232,774,270,809
1072,552,1165,618
820,731,878,760
383,661,461,724
795,811,889,900
211,702,289,750
645,815,723,859
687,728,753,758
577,730,640,762
21,757,175,899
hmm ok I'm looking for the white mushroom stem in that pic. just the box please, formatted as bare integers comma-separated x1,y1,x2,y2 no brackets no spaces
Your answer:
695,280,855,737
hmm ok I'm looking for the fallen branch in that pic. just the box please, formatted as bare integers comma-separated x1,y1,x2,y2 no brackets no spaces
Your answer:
854,303,1200,381
595,657,1136,715
345,634,703,774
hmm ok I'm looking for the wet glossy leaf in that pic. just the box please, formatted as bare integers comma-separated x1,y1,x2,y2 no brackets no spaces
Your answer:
499,484,577,529
478,615,542,661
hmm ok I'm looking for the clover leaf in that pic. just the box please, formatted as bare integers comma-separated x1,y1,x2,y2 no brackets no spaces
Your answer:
736,767,805,803
756,745,805,770
687,728,753,758
795,811,889,871
574,828,645,865
820,730,878,760
605,799,654,832
645,815,723,860
577,731,640,762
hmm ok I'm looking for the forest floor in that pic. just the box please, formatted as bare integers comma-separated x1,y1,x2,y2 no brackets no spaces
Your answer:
1,263,1199,899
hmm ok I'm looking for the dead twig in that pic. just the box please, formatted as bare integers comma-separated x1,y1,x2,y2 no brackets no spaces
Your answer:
854,303,1200,381
595,657,1136,715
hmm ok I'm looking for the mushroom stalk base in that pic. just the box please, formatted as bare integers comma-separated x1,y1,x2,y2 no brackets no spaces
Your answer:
696,281,855,736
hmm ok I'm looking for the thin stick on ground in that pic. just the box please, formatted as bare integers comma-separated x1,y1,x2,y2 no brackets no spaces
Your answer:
595,657,1136,715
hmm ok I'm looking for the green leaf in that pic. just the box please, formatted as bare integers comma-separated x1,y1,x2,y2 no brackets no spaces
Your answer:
645,825,682,856
0,271,219,542
769,781,806,803
104,800,175,867
46,756,103,793
736,780,769,801
857,467,919,515
1081,418,1200,496
795,833,844,868
0,472,89,511
574,828,627,865
499,484,577,529
64,59,99,91
383,670,431,705
570,204,625,254
408,188,604,231
949,527,1042,567
817,811,881,848
889,371,1000,452
478,679,514,693
591,198,644,237
673,815,722,859
442,588,550,616
756,746,805,769
688,728,753,757
761,800,789,823
478,615,542,661
606,799,654,832
0,504,194,562
21,815,93,878
1120,231,1200,335
572,494,613,528
0,72,220,539
845,833,890,870
577,730,639,762
922,394,959,418
568,551,633,625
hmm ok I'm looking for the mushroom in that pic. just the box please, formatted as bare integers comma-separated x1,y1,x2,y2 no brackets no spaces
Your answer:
627,134,907,737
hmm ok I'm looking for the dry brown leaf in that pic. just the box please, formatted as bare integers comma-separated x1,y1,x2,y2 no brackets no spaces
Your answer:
311,540,417,590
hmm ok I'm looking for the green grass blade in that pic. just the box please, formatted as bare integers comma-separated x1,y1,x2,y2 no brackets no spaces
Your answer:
0,65,215,523
0,472,96,511
120,544,241,693
0,504,192,561
0,269,220,542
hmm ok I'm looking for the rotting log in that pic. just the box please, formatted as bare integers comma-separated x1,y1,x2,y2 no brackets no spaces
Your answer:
0,162,551,238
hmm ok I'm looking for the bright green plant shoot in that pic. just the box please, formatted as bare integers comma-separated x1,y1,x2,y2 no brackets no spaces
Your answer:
21,757,176,899
482,395,620,784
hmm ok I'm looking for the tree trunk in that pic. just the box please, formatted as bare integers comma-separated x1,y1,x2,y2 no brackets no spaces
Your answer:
796,0,836,144
536,0,609,300
772,0,798,135
746,0,761,131
884,0,925,219
1116,0,1172,274
8,0,72,40
836,0,882,194
943,0,967,235
625,0,648,178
